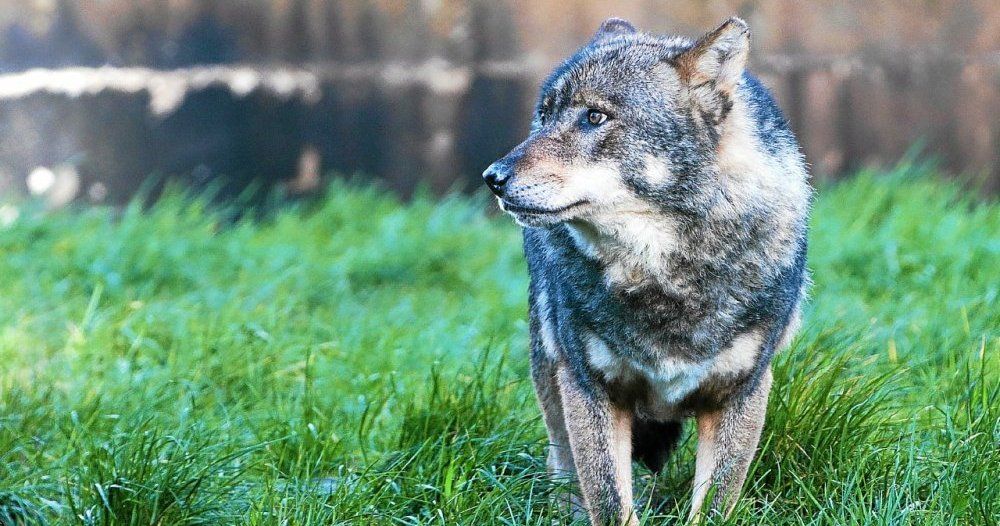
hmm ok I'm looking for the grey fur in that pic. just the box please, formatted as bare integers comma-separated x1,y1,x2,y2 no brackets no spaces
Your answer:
485,17,811,524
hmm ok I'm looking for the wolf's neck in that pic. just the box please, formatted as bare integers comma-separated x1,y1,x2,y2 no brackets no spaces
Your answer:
564,216,683,286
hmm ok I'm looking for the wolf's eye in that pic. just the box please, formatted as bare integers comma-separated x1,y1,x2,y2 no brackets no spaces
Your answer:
586,109,608,126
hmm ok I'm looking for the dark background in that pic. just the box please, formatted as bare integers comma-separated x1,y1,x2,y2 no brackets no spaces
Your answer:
0,0,997,205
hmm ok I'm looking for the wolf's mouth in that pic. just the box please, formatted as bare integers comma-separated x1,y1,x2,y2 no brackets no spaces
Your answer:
500,200,589,216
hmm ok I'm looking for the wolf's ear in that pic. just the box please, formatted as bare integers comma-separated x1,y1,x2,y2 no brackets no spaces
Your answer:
675,17,749,96
590,17,637,44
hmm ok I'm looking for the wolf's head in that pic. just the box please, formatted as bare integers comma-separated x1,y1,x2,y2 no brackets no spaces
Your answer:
483,17,766,229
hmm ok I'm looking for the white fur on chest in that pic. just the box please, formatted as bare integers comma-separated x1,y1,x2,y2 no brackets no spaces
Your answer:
533,288,766,417
583,333,706,418
582,330,763,419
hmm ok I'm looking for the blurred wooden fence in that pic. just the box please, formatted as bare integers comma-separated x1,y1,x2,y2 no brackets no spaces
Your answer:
0,0,996,202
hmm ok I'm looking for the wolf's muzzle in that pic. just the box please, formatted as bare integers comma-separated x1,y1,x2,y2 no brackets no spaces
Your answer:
482,162,512,197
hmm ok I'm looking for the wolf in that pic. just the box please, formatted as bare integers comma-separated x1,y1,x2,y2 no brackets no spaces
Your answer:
482,17,810,525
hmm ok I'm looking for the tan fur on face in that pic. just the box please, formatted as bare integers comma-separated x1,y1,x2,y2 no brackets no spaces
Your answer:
507,158,692,292
500,161,633,227
527,161,630,207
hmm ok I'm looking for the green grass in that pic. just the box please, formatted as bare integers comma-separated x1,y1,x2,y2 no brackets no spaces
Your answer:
0,162,997,525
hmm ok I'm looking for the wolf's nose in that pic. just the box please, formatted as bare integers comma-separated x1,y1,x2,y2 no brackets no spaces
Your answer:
482,163,510,197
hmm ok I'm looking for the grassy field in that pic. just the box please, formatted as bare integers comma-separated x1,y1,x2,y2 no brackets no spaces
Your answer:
0,163,997,525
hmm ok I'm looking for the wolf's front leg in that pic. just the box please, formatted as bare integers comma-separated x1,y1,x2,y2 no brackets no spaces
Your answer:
557,365,636,526
691,367,772,520
530,344,581,516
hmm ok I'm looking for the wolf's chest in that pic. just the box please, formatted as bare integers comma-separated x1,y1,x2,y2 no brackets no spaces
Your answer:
582,332,709,419
577,329,765,419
